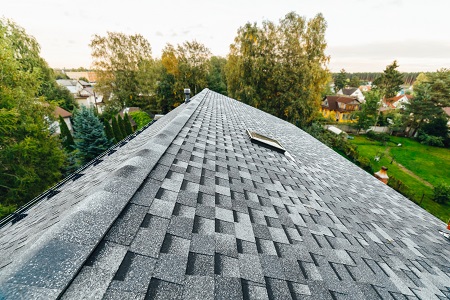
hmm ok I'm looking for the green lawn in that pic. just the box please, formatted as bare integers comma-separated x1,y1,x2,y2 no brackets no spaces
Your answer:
351,136,450,222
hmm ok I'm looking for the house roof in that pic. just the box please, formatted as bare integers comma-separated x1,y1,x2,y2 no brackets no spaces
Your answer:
341,88,358,95
323,96,359,112
54,106,72,118
0,89,449,299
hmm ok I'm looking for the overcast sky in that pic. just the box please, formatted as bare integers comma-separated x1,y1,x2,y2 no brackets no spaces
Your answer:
2,0,449,72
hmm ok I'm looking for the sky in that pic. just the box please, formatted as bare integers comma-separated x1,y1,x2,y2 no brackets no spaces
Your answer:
2,0,450,72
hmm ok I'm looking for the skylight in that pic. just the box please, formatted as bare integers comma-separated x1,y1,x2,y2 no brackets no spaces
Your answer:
247,130,286,153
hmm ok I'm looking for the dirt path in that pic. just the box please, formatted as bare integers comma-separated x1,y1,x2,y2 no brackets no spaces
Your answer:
383,146,433,188
394,161,434,188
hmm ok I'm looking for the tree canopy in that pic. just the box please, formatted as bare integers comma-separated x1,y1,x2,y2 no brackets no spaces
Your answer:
90,32,155,111
373,61,404,98
0,19,66,207
225,12,330,126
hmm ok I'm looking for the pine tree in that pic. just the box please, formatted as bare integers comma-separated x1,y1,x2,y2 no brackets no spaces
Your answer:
111,116,122,142
124,113,133,135
103,119,114,142
118,115,127,138
59,115,75,150
72,106,113,164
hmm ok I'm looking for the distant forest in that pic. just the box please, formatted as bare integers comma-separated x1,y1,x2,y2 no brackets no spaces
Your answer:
332,72,420,85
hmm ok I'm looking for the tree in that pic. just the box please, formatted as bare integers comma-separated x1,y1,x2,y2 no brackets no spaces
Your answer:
373,61,404,98
59,115,74,150
103,119,114,142
0,19,65,207
118,115,127,138
111,116,122,143
225,12,330,126
334,69,347,92
353,90,381,133
348,75,361,88
90,32,155,110
207,56,228,95
405,69,450,137
177,40,211,95
123,113,133,135
72,106,112,163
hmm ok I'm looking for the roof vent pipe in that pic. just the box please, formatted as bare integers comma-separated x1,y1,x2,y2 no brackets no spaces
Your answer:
184,88,191,103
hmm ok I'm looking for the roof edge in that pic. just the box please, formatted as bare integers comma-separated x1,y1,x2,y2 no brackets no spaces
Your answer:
0,90,209,299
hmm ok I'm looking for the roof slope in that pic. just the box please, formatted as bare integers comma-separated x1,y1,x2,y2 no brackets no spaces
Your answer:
1,90,449,299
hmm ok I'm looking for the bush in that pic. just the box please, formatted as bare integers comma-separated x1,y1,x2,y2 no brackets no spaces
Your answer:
433,183,450,204
357,156,373,173
366,131,390,143
130,111,152,130
418,133,445,147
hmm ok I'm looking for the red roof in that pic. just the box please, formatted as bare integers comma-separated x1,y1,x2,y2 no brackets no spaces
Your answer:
54,106,72,118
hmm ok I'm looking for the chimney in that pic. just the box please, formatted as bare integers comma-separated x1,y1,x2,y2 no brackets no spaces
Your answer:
184,88,191,103
374,166,389,184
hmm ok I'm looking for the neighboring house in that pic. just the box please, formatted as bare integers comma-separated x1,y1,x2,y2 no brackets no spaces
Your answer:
321,95,361,123
56,79,104,114
51,106,72,134
1,89,449,299
381,94,412,111
337,87,365,102
358,84,371,92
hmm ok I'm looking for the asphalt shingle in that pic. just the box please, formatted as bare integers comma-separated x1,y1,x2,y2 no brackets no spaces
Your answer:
1,89,449,299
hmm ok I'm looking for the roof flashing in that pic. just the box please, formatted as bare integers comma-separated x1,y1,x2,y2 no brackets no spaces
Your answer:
247,129,286,153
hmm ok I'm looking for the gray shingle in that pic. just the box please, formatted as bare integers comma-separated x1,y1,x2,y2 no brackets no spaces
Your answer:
2,89,449,300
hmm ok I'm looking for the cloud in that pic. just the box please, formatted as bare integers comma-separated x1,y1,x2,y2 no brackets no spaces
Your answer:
155,31,163,37
328,40,450,59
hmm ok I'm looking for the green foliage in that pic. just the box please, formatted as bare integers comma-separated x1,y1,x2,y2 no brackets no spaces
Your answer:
433,183,450,204
103,119,114,142
365,131,390,144
418,133,444,147
123,113,133,135
157,41,212,111
0,19,66,207
348,75,362,88
72,106,112,163
78,77,89,82
226,12,330,126
207,56,228,95
129,111,152,129
351,135,450,221
405,70,450,137
58,115,74,150
118,115,127,138
373,61,404,98
111,116,122,142
90,32,155,110
353,90,381,132
334,69,347,92
421,117,449,140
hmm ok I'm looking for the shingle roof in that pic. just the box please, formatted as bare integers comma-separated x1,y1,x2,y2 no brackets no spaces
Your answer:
341,88,358,96
1,89,449,299
54,106,72,118
323,96,359,112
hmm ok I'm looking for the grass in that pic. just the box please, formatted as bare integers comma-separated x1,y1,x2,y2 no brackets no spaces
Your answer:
350,135,450,222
